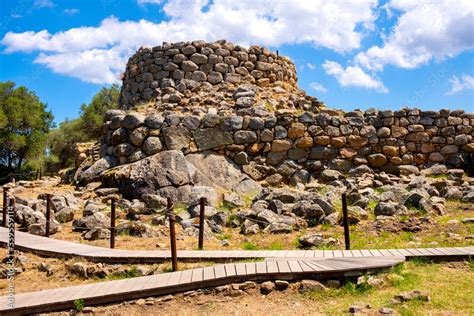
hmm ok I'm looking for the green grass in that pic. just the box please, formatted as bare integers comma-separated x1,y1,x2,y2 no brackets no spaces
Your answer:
427,174,448,180
242,242,259,250
174,203,188,214
73,299,85,312
267,241,284,250
303,261,474,315
217,200,236,212
216,232,232,240
107,266,139,280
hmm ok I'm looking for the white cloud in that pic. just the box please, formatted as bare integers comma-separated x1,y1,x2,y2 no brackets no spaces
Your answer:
64,9,80,15
34,0,54,8
355,0,474,71
446,74,474,95
1,0,377,84
306,63,316,70
309,82,327,93
322,60,388,93
137,0,164,4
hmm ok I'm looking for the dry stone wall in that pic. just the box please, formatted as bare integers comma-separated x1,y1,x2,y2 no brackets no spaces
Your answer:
101,107,474,185
103,40,474,186
119,40,297,109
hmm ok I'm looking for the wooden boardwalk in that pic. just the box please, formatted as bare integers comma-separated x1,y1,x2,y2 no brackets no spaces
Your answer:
0,256,404,315
0,228,472,263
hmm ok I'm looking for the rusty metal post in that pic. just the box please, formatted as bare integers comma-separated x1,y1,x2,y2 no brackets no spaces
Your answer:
2,188,8,227
45,194,51,237
110,198,116,249
198,197,205,250
8,197,15,261
167,197,178,271
342,192,350,250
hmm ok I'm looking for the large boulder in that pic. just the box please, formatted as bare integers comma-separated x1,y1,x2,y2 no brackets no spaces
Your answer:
102,150,192,200
103,150,261,203
76,156,118,184
186,151,261,195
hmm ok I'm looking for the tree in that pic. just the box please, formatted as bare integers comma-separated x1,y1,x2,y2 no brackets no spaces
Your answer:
46,84,120,169
0,81,54,172
79,84,120,139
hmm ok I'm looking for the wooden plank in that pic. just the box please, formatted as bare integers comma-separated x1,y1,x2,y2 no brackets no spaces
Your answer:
234,263,247,276
351,250,364,257
245,262,256,275
305,261,331,271
333,250,344,258
378,249,393,257
214,265,226,279
298,261,315,272
323,250,333,258
256,262,267,274
191,268,204,283
224,263,236,277
313,250,324,258
266,260,279,274
287,260,303,273
369,249,384,257
167,271,183,286
276,260,291,273
203,266,215,281
360,250,373,257
341,250,353,257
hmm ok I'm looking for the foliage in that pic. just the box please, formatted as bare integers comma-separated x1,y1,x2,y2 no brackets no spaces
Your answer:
47,84,120,170
242,242,259,250
73,298,85,312
0,81,54,178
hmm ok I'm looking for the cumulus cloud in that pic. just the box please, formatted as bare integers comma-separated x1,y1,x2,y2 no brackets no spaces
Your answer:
64,8,80,15
355,0,474,71
137,0,164,4
306,63,316,70
446,74,474,95
322,60,388,93
1,0,377,84
34,0,54,8
309,82,327,93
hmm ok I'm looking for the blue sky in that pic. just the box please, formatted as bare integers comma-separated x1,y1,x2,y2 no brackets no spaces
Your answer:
1,0,473,124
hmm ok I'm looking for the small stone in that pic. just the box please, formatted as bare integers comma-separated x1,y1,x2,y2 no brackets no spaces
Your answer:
298,280,327,293
260,281,275,294
275,280,289,290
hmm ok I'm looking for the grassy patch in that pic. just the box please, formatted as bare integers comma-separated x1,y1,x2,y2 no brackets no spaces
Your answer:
304,261,474,315
267,241,285,250
242,242,259,250
107,266,139,280
73,298,85,312
427,174,448,180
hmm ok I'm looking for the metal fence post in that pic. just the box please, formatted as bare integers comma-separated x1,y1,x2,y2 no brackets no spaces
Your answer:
198,197,206,250
342,192,350,250
167,197,178,271
110,198,116,249
45,194,51,237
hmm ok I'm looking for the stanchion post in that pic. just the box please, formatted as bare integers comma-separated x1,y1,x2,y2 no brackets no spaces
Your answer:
39,168,42,180
342,192,350,250
2,188,8,227
110,198,116,249
167,197,178,271
198,197,206,250
45,194,51,238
